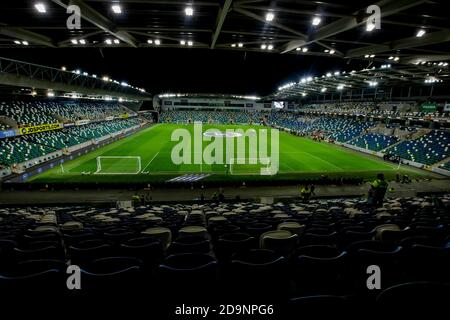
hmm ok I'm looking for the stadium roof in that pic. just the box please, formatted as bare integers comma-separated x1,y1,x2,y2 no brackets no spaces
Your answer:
269,61,450,100
0,0,449,60
1,0,449,97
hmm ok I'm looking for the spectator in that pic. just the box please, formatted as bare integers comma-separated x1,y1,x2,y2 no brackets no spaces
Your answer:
300,185,312,203
368,173,388,207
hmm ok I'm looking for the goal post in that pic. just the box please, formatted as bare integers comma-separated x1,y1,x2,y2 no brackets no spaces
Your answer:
95,156,142,175
228,157,271,175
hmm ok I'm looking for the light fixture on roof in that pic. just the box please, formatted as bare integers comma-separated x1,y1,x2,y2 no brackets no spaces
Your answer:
238,43,243,48
111,4,122,14
187,41,193,46
185,6,194,16
265,12,275,22
366,22,376,32
326,72,332,77
34,3,46,13
416,29,426,37
312,16,321,26
113,39,120,44
22,41,29,45
147,39,153,44
79,39,86,45
334,71,340,76
154,39,161,45
105,39,112,45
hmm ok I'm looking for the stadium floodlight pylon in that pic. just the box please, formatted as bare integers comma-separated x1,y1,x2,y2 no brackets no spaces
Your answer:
229,157,270,175
95,156,142,174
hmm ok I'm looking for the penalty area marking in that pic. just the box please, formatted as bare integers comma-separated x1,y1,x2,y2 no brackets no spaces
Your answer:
141,152,160,174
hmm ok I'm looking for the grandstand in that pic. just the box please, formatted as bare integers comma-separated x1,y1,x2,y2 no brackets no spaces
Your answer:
0,0,450,317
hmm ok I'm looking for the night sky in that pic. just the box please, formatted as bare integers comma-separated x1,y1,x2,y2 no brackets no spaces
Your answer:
1,48,363,96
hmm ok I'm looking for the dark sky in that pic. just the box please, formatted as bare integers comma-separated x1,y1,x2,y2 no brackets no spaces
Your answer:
1,48,356,96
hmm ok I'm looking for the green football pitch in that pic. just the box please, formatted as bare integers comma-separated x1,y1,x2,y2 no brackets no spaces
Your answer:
29,123,429,184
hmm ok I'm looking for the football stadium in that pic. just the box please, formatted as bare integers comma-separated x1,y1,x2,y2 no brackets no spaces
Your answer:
0,0,449,317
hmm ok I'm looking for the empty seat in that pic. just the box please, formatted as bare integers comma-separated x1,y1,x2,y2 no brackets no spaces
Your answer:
178,226,208,239
278,221,305,236
260,230,298,257
142,227,172,250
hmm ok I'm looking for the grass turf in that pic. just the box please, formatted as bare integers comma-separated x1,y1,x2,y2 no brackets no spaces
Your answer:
28,123,430,184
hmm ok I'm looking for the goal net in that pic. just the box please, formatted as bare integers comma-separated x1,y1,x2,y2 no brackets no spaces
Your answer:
95,156,142,175
229,157,271,175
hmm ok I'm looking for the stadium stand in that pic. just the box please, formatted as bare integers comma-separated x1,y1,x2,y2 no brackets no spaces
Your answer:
0,195,448,309
267,113,374,142
160,110,265,124
0,118,143,167
0,122,8,131
0,100,132,127
349,133,399,152
440,162,450,171
0,100,58,126
386,130,450,165
0,137,56,166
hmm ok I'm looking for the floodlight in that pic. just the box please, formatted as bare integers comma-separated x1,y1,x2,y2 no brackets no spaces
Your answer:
265,12,274,22
34,3,46,13
416,29,426,37
185,7,194,16
112,5,122,14
312,17,321,26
